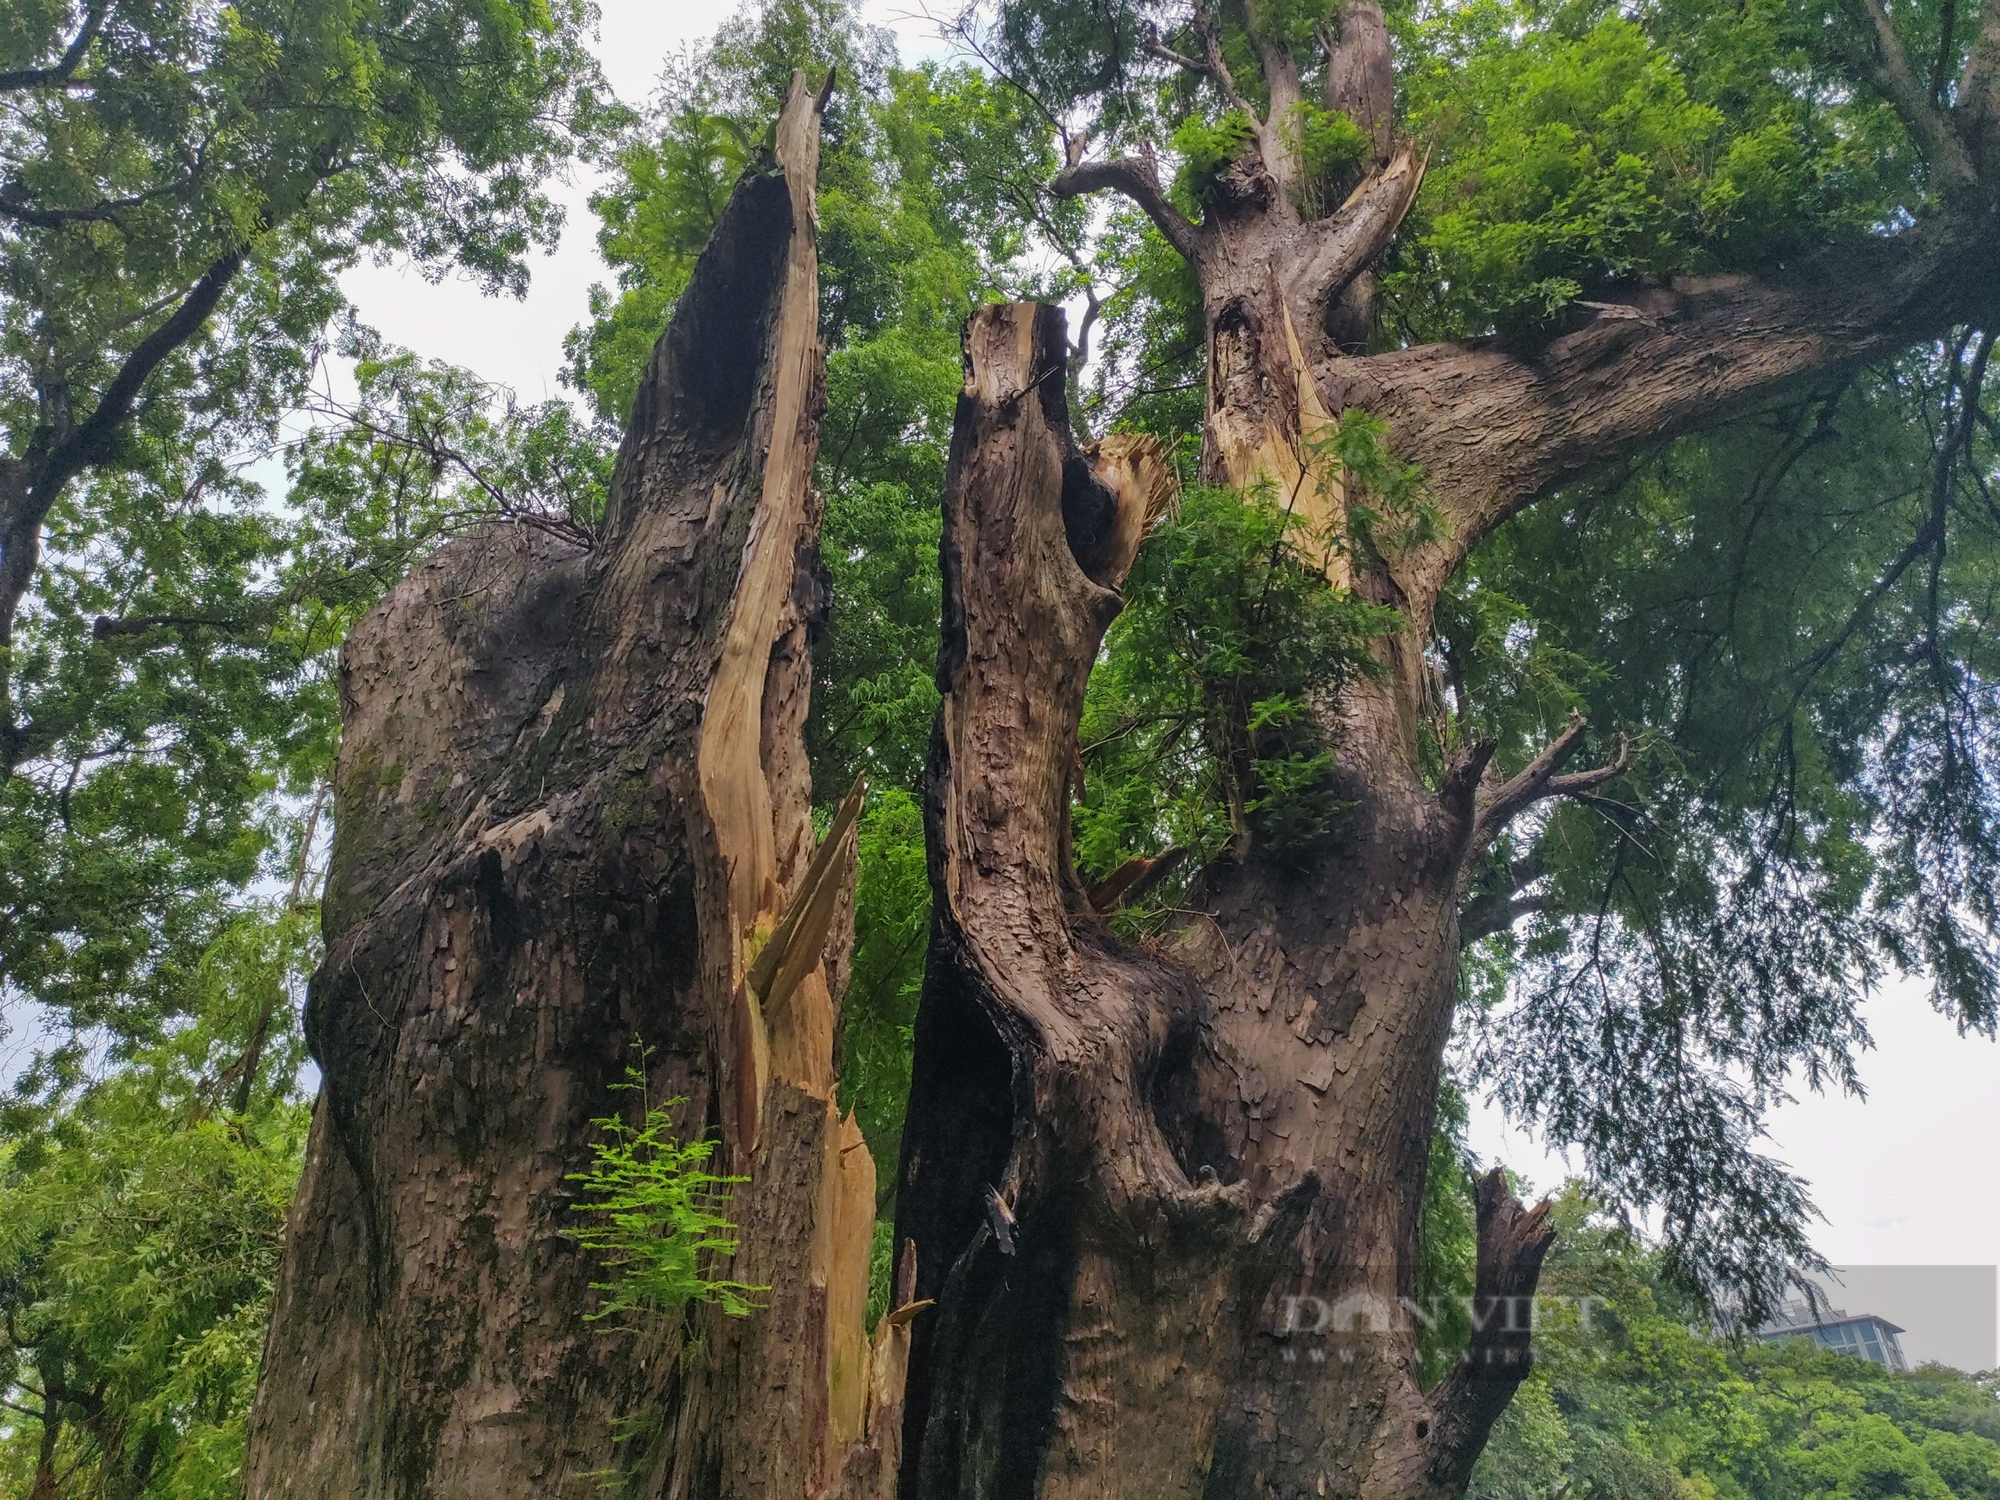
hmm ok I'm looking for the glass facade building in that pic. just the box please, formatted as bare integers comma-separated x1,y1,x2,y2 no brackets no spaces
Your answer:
1755,1304,1909,1370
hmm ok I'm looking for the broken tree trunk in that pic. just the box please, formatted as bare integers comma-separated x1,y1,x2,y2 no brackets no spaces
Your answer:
245,74,896,1500
892,303,1554,1500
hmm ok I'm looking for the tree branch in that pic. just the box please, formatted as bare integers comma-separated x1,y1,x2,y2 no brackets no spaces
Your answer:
1425,1171,1557,1494
1460,853,1548,945
0,247,246,705
1050,151,1202,263
1460,892,1544,945
1954,1,2000,176
0,0,112,91
1189,0,1258,121
1142,27,1209,77
1321,208,2000,620
1288,140,1426,307
1931,0,1961,101
38,248,246,499
1833,0,1980,193
1467,711,1631,857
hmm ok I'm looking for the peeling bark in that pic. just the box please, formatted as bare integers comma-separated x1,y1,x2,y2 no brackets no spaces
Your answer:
245,74,893,1500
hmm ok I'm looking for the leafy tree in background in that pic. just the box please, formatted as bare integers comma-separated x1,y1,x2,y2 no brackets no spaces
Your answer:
0,904,312,1500
0,0,611,1081
1472,1188,2000,1500
0,2,614,1483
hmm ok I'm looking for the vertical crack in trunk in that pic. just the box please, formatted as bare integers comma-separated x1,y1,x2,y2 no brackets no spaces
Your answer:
897,303,1550,1500
245,73,887,1500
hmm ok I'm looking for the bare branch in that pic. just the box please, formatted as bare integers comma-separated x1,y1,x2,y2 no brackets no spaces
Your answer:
1190,0,1258,121
1460,892,1544,945
1834,0,1980,193
1051,151,1203,263
1467,711,1631,855
1460,853,1548,945
0,0,113,92
91,612,261,639
1141,25,1209,77
0,189,152,227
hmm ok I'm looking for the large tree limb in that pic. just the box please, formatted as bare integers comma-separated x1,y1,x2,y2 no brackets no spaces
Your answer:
1423,1172,1556,1495
1323,2,1395,162
1287,140,1426,316
1833,0,1981,192
37,248,246,498
0,0,113,91
1050,150,1202,263
1319,210,2000,618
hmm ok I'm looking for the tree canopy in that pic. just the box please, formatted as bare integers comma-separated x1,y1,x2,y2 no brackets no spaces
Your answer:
0,0,611,1081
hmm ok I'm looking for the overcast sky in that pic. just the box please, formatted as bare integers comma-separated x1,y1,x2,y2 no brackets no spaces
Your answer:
337,0,2000,1369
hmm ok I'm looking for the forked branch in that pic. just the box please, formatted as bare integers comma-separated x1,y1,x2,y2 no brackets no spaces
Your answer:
1464,711,1631,857
1189,0,1259,120
1833,0,1981,193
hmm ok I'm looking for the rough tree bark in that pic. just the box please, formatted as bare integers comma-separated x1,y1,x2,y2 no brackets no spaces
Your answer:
895,1,2000,1496
246,75,902,1500
894,302,1549,1500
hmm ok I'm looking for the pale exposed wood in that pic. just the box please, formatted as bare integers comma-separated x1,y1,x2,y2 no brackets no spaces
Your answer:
696,72,830,963
1082,432,1176,587
825,1108,878,1448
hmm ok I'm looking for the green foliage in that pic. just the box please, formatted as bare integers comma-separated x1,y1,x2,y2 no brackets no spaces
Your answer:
292,326,613,545
1470,1189,2000,1500
1449,342,2000,1308
1282,103,1370,217
1,0,612,1077
565,1054,764,1323
1075,480,1398,884
838,790,931,1175
1171,109,1257,206
1413,1082,1478,1388
1393,0,1911,336
0,906,314,1499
